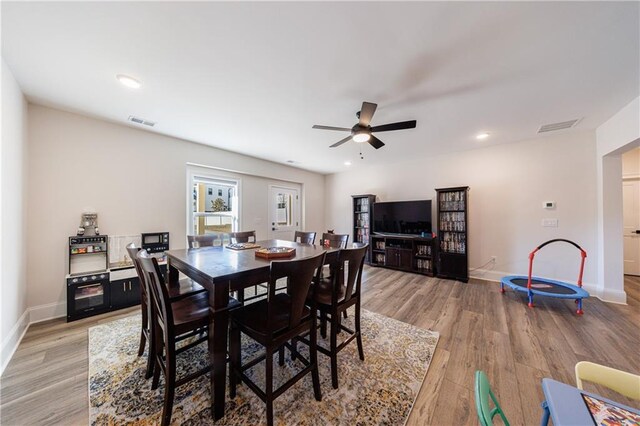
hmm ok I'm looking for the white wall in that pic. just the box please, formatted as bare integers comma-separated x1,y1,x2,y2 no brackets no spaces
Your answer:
325,130,599,289
622,147,640,178
1,58,29,374
26,105,325,320
596,96,640,303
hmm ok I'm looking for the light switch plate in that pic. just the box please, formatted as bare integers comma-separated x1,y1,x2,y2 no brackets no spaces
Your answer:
542,218,559,227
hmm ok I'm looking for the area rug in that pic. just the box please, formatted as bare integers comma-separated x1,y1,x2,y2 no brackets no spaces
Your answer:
89,309,439,425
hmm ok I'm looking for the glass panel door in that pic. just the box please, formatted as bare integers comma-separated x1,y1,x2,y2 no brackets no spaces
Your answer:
268,185,300,240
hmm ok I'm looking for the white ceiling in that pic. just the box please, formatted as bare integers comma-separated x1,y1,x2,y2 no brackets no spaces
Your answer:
2,2,638,174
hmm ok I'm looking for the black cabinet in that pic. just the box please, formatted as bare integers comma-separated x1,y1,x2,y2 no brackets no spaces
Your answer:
110,276,141,309
352,194,376,263
371,235,436,276
436,186,469,282
385,240,413,271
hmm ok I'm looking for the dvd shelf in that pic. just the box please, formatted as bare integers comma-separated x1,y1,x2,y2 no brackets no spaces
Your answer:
352,194,376,263
370,234,436,276
436,186,469,282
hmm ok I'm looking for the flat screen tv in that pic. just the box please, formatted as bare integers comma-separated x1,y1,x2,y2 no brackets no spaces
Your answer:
372,200,432,236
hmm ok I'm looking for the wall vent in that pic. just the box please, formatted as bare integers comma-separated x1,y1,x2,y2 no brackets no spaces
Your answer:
537,119,579,133
128,115,156,127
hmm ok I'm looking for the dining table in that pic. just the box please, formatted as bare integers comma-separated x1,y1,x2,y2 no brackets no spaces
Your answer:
541,378,640,426
164,239,340,420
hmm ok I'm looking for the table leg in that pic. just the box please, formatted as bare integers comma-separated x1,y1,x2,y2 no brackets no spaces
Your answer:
166,259,179,285
540,400,550,426
210,281,230,420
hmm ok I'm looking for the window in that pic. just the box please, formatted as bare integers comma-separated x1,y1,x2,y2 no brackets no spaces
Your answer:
189,174,239,236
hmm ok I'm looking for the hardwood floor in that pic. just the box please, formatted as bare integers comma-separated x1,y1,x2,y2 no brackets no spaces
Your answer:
1,268,639,425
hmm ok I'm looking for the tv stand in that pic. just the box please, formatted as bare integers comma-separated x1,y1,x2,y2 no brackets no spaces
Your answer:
370,234,436,276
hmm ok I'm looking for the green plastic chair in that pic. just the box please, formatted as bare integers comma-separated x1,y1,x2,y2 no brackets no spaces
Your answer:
475,370,510,426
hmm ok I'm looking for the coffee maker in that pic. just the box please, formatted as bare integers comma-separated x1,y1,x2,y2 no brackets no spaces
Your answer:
77,212,99,236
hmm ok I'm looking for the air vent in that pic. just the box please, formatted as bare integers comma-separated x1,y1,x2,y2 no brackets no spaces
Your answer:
537,119,579,133
128,116,155,127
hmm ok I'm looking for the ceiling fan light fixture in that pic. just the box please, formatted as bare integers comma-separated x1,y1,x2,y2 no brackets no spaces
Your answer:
353,132,371,143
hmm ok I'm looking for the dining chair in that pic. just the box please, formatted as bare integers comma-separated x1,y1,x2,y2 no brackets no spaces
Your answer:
230,230,257,244
317,232,350,314
293,230,316,244
575,361,640,400
319,232,349,249
126,243,207,379
228,251,326,426
230,231,264,302
187,233,226,248
137,250,224,426
299,244,368,389
127,243,206,302
475,370,510,426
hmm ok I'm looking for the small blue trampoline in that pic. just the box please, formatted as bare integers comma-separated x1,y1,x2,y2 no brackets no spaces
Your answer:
501,239,589,315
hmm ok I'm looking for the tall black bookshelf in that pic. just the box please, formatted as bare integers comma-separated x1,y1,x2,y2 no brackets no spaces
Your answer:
436,186,469,282
352,194,376,263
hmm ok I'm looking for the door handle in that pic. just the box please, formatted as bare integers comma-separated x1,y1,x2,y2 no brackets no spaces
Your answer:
635,230,640,234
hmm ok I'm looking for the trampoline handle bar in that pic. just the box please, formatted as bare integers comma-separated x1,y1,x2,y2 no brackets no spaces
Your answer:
527,239,587,289
535,239,583,252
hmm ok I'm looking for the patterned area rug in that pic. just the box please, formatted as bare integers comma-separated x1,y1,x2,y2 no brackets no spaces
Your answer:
89,309,439,425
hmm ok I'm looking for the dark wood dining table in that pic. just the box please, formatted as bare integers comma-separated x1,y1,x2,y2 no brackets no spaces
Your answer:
164,239,339,420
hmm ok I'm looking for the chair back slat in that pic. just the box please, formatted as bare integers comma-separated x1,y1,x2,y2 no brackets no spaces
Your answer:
268,252,325,333
334,244,368,304
230,230,256,244
294,231,316,244
137,250,173,338
575,361,640,400
188,234,217,248
320,232,349,249
126,243,146,298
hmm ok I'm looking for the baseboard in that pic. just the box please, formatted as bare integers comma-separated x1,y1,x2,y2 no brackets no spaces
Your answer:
469,268,506,283
599,287,628,304
28,301,66,324
0,309,30,376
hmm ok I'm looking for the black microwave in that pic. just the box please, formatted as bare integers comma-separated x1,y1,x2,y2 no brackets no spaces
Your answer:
141,232,170,253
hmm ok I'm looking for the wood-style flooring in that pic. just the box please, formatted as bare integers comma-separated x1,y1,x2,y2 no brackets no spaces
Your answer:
1,268,639,425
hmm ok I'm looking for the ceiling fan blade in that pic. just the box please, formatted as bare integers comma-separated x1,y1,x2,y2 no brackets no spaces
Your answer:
359,102,377,126
329,135,353,148
312,125,351,132
371,120,417,133
368,135,385,149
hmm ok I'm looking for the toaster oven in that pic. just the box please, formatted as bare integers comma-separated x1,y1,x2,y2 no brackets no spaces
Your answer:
141,232,170,253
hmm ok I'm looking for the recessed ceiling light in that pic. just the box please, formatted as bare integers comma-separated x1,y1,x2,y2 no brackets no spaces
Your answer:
476,132,490,140
344,161,352,166
116,74,142,89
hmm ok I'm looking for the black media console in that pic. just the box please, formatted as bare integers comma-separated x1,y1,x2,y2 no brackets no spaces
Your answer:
370,234,437,276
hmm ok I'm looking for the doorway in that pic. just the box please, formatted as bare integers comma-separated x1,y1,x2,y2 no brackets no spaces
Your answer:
268,185,300,240
622,148,640,276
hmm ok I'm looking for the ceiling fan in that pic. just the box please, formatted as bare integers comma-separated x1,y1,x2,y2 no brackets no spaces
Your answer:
312,101,417,149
